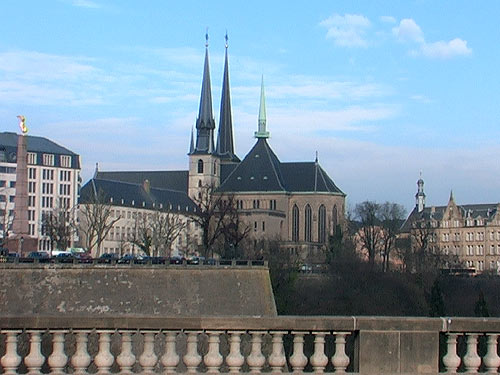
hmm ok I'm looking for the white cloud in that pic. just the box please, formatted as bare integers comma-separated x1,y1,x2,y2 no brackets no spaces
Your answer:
391,18,471,59
380,16,396,24
419,38,472,59
392,18,424,43
319,14,371,47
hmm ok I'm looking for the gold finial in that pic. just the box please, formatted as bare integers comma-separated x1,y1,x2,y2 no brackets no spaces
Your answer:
17,115,28,134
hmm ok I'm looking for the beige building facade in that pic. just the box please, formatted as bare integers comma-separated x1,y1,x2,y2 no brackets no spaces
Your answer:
401,177,500,273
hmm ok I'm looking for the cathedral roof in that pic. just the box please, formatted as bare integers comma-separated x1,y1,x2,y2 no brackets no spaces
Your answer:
218,138,344,195
80,178,198,214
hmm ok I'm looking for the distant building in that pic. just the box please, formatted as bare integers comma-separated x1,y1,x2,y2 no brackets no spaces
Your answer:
79,176,201,257
401,176,500,273
0,132,81,253
82,39,346,259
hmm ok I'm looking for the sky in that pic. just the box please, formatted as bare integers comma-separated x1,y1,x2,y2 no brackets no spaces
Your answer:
1,0,500,213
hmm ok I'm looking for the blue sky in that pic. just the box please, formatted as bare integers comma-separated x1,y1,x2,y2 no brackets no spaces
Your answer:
1,0,499,212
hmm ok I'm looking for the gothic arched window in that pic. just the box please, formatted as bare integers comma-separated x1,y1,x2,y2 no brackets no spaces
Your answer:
318,204,326,243
332,204,338,230
305,204,312,242
292,204,299,242
197,159,204,173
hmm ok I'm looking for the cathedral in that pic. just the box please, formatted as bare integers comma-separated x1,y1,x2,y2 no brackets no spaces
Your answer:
82,38,346,257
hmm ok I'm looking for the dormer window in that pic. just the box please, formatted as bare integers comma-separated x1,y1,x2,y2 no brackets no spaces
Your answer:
42,154,54,166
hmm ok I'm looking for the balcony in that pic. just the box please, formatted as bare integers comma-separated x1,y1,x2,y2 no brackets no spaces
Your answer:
2,316,500,374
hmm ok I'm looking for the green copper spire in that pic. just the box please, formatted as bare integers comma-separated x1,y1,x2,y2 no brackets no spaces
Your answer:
255,76,270,139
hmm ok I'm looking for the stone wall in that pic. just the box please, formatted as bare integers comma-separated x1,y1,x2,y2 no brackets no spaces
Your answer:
0,264,277,317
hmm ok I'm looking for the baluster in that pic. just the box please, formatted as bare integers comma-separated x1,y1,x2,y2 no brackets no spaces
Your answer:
25,330,45,375
71,330,92,375
289,332,308,373
117,330,136,374
269,331,287,373
1,330,22,375
247,331,266,373
94,330,115,375
183,331,202,374
161,331,180,375
484,334,500,374
332,332,350,373
139,331,158,374
443,333,461,374
48,330,68,375
226,331,245,374
204,331,223,374
463,333,481,373
310,332,329,373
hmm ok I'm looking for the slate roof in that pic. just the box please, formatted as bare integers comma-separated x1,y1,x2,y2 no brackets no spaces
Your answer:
95,170,188,192
80,178,198,214
218,138,345,195
0,132,80,168
401,203,499,232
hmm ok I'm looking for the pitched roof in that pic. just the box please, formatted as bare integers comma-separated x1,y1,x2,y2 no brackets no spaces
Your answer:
95,170,188,193
0,132,80,168
80,178,198,214
401,203,499,232
218,138,344,195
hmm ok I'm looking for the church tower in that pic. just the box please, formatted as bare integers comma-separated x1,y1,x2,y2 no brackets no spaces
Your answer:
415,173,426,213
215,34,240,164
188,34,220,201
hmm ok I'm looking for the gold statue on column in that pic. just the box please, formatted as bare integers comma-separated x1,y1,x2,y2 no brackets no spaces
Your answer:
17,115,28,134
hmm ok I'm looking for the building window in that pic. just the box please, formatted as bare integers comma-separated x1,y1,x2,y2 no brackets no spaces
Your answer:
28,168,36,179
254,221,258,231
292,204,299,242
60,155,71,168
9,181,15,188
27,152,37,165
197,159,204,174
42,154,54,166
304,204,312,242
262,221,265,232
253,200,260,209
318,205,326,243
332,205,338,229
270,199,277,210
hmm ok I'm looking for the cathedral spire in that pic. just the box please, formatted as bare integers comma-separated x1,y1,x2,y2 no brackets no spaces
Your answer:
255,76,270,139
216,32,239,162
194,33,216,154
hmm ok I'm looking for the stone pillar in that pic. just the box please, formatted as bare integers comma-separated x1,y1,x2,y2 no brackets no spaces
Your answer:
11,133,36,255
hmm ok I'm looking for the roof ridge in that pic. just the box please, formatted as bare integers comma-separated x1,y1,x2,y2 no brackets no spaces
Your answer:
92,177,188,195
260,139,286,191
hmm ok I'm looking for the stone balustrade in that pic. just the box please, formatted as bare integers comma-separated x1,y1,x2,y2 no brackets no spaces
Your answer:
1,316,500,374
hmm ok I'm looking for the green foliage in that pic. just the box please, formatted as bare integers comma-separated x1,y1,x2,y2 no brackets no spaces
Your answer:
428,279,445,317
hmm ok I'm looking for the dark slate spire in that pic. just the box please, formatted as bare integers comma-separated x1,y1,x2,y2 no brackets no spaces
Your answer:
193,33,216,154
216,33,240,163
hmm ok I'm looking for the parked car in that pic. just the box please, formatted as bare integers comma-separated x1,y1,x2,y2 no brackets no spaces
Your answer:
169,256,185,264
74,252,93,263
187,256,205,265
27,251,50,259
99,253,119,263
54,252,76,263
117,254,136,264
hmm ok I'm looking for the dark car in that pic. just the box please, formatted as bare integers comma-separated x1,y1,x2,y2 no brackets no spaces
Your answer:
188,256,205,265
55,252,76,263
117,254,136,264
169,256,185,265
98,253,119,263
27,251,50,259
74,252,93,263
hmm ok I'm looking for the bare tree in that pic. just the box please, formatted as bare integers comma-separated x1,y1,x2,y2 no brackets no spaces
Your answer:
379,202,406,272
129,210,187,257
41,204,75,251
0,189,14,246
354,201,382,268
191,184,241,258
219,195,251,259
78,188,120,256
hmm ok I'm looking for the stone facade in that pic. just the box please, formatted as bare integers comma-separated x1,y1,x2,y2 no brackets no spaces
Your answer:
401,177,500,273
